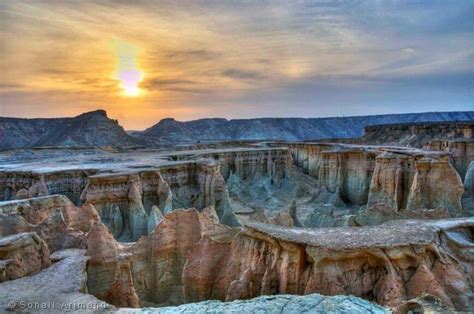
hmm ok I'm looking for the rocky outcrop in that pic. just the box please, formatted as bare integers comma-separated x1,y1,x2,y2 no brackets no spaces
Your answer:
0,195,100,251
368,153,464,215
130,208,236,306
405,158,464,215
463,161,474,215
0,249,113,312
0,232,50,282
181,218,473,310
318,149,378,205
185,148,292,182
284,143,466,218
118,294,387,313
0,196,472,311
80,161,238,241
427,139,474,180
0,169,94,204
85,208,472,310
289,143,334,177
85,223,140,308
363,121,473,147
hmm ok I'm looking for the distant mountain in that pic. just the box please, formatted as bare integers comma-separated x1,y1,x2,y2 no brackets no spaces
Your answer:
138,111,474,144
0,110,147,149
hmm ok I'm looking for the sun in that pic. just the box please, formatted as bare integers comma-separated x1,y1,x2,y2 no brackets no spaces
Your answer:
112,39,144,97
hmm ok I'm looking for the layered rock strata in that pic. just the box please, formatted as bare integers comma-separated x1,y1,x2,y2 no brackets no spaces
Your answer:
285,143,465,216
181,217,473,310
80,160,238,241
0,195,100,251
363,121,473,147
78,206,473,311
0,170,94,204
0,232,50,282
427,139,474,180
0,194,472,311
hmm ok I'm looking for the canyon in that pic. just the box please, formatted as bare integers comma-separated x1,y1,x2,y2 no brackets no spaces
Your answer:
0,111,473,313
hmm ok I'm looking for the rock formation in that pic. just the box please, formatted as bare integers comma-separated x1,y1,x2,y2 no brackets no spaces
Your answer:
182,216,473,310
0,169,94,204
427,139,474,180
0,195,99,251
0,232,50,282
0,249,112,312
363,121,473,147
284,142,466,224
73,207,473,311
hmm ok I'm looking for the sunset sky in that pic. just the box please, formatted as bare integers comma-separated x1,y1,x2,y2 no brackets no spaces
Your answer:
1,1,473,130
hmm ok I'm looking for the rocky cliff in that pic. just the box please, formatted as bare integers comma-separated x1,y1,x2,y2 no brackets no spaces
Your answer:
70,206,474,310
363,121,473,147
0,110,147,149
139,111,474,144
285,143,465,222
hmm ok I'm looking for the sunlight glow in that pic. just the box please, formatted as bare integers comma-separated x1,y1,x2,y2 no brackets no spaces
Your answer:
113,40,144,97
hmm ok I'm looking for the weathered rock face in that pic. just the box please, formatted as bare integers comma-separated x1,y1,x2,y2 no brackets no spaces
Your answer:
427,139,474,180
130,208,236,306
0,195,100,251
0,232,50,283
318,149,377,205
0,197,472,311
0,170,94,204
195,148,292,182
81,208,472,311
80,161,238,241
288,143,334,177
181,218,473,310
405,158,464,215
85,223,140,308
463,161,474,215
363,121,474,147
368,153,464,215
284,143,466,219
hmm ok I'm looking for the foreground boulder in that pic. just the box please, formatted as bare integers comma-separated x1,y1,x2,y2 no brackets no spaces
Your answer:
119,293,387,313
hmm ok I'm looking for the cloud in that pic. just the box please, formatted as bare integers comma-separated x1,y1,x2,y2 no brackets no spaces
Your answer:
221,69,265,80
140,78,206,93
0,0,473,129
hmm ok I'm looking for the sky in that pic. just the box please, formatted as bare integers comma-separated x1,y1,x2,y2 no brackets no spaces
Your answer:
0,0,473,130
